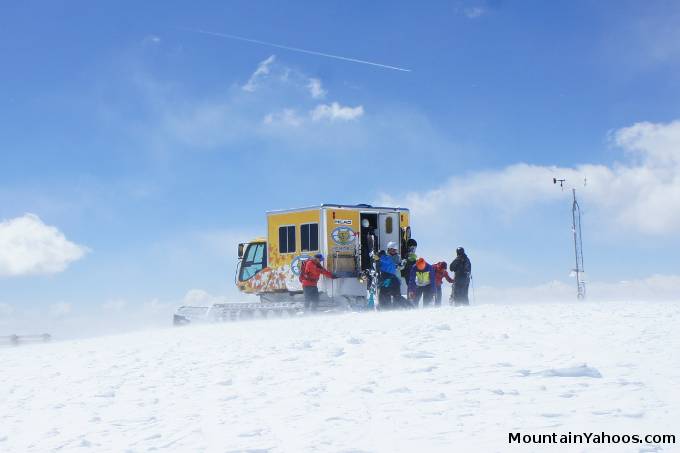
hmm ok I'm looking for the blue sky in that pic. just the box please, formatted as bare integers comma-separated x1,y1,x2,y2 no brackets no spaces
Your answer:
2,0,680,326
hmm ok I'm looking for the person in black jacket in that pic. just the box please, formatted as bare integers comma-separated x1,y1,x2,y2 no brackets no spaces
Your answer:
449,247,472,306
400,238,418,289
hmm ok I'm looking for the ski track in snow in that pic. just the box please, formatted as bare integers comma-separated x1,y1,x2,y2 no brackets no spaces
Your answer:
1,301,679,452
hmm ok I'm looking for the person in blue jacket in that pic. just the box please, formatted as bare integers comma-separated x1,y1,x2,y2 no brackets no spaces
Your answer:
378,250,402,310
408,258,436,308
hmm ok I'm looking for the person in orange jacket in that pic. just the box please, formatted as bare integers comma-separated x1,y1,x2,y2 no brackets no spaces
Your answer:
434,261,455,307
300,254,336,312
408,258,436,308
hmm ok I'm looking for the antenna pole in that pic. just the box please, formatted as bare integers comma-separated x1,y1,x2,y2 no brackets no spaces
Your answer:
571,188,586,300
554,177,586,300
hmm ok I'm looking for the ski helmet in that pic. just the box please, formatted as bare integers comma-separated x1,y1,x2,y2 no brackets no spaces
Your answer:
456,247,465,256
386,241,398,251
416,258,427,270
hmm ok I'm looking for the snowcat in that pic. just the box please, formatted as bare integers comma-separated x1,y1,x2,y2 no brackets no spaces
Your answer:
174,203,411,324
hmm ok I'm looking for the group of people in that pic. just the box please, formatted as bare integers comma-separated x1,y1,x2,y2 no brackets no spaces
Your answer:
375,241,472,310
299,241,472,312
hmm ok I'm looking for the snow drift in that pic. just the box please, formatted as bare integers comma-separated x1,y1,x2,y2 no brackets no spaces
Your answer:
1,301,679,452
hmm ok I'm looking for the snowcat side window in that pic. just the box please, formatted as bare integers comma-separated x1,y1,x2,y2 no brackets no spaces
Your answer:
278,225,296,254
239,242,266,281
301,223,319,252
385,216,393,234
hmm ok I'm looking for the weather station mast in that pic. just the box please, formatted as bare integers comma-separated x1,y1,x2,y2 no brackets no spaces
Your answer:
553,178,586,300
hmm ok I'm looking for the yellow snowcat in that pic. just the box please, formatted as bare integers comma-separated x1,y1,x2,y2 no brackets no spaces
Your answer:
174,204,411,324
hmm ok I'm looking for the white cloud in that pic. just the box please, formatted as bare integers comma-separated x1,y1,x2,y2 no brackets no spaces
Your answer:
244,58,327,98
379,119,680,236
311,102,364,122
476,274,680,303
614,120,680,165
150,55,366,147
0,214,89,277
264,102,364,127
242,55,276,92
307,78,326,99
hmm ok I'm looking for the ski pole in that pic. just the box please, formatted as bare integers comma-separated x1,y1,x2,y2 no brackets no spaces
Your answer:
470,273,476,305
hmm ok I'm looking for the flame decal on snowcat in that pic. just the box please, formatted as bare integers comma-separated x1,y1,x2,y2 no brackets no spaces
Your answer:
238,248,304,294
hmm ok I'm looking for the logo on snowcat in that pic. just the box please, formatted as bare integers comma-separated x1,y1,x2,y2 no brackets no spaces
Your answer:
331,226,355,245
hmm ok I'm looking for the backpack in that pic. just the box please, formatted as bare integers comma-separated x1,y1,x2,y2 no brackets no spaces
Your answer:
298,259,309,283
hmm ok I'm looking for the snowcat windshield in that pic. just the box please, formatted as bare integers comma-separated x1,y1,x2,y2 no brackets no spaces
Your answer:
239,242,266,281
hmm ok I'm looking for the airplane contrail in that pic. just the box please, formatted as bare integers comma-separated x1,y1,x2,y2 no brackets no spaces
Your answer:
180,27,412,73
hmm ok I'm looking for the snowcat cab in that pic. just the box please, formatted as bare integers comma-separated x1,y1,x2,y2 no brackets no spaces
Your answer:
236,238,267,287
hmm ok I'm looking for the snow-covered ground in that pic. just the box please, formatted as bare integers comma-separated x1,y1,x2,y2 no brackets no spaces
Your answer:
2,301,679,452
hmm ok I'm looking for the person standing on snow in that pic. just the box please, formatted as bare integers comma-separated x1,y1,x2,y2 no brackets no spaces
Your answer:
408,258,436,308
378,250,403,310
401,238,418,287
300,254,336,312
386,241,407,295
433,261,454,306
450,247,472,306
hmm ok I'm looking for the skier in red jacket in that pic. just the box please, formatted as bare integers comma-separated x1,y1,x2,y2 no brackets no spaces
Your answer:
300,254,336,312
434,261,454,306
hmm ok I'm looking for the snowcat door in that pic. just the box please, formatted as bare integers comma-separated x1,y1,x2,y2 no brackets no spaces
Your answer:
359,213,378,271
238,242,267,282
378,212,399,251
